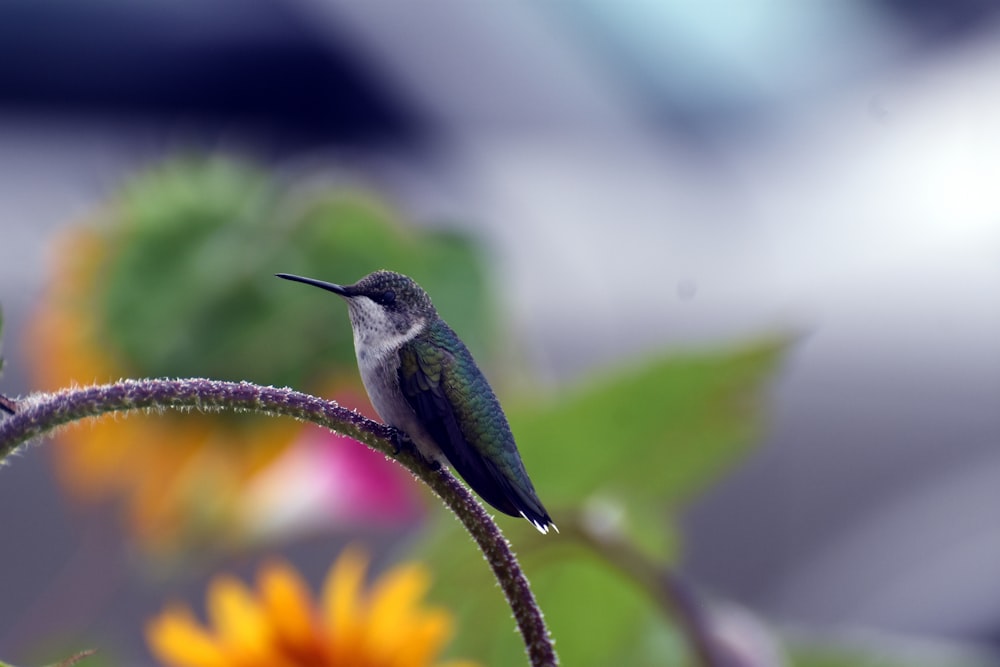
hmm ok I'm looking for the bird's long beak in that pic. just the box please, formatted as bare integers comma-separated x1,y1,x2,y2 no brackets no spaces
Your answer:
275,273,350,297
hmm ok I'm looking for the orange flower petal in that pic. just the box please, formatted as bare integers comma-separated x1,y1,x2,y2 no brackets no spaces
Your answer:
147,549,479,667
401,609,455,667
364,562,433,661
206,574,272,660
258,559,317,650
145,603,228,667
320,544,369,663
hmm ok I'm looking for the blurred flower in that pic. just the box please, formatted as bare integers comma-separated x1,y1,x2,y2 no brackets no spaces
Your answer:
239,388,426,541
146,546,479,667
28,226,298,551
26,157,492,553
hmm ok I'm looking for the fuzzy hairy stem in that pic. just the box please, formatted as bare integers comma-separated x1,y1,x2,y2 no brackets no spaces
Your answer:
0,379,558,667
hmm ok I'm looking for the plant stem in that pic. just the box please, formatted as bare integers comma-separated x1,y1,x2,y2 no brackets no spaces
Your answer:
570,515,736,667
0,379,558,667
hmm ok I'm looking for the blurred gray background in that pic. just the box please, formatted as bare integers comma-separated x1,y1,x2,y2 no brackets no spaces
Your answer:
1,0,999,663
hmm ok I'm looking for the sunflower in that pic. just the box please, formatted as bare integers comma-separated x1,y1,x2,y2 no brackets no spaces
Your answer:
146,546,479,667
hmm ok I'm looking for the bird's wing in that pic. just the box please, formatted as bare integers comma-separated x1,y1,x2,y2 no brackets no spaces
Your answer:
396,334,523,518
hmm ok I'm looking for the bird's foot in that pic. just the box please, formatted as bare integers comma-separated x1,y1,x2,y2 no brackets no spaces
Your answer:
390,428,413,456
389,429,441,471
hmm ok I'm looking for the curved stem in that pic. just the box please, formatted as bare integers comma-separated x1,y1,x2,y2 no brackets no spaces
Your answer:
568,514,734,667
0,379,558,667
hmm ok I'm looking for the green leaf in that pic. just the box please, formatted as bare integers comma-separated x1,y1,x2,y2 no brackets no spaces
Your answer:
528,553,689,667
510,336,788,510
427,513,688,667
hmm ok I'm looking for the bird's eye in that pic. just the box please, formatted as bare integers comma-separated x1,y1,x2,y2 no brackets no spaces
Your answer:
381,290,396,306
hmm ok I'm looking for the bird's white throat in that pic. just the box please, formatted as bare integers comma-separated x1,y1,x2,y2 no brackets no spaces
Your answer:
347,296,426,365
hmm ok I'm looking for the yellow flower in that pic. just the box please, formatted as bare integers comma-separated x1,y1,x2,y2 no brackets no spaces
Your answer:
146,546,480,667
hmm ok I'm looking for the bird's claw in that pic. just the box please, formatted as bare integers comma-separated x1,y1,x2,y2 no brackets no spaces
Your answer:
389,428,441,471
390,428,412,456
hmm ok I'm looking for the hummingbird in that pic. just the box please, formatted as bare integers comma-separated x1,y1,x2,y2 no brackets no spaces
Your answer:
276,270,556,534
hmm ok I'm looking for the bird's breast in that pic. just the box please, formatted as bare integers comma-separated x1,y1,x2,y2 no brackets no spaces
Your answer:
355,344,444,462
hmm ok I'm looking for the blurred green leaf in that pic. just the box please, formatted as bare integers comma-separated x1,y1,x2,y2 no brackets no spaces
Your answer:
528,552,690,667
620,497,678,562
510,336,788,510
427,517,690,667
95,157,492,390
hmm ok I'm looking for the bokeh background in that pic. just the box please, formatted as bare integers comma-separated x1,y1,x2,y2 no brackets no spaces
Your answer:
1,1,999,665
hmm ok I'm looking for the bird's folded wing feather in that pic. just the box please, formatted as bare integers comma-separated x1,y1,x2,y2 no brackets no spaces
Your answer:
397,337,521,517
